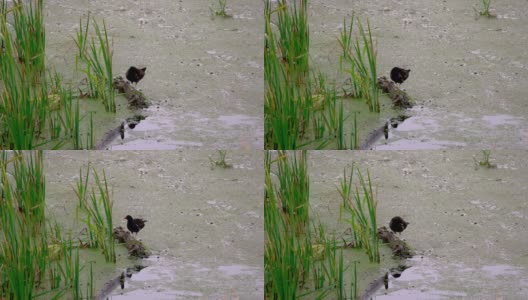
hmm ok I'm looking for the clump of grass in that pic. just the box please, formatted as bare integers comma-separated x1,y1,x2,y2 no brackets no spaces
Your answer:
75,15,90,62
309,81,358,150
0,151,48,299
0,2,94,149
265,1,359,150
265,151,360,299
275,0,310,84
265,0,311,149
474,150,496,169
74,163,91,208
317,239,358,299
0,152,104,299
11,0,46,79
75,165,116,263
74,16,116,112
209,150,233,169
275,151,310,231
265,151,312,299
339,15,380,113
210,0,231,17
476,0,494,17
338,165,380,263
0,16,47,149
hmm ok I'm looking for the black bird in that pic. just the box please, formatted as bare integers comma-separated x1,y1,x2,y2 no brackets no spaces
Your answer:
126,66,147,85
389,216,409,234
390,67,410,84
125,215,147,235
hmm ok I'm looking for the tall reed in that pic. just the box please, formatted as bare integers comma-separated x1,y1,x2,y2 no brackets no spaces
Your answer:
0,1,89,149
0,152,105,299
275,151,310,231
76,166,116,262
338,165,380,263
0,18,47,149
265,151,313,299
339,16,380,113
266,1,358,150
275,0,310,84
11,0,46,79
0,151,48,299
75,16,116,112
265,152,360,299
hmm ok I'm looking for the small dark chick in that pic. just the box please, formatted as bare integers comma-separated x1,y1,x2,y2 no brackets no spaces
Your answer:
126,66,147,85
125,215,147,235
390,67,410,84
389,216,409,234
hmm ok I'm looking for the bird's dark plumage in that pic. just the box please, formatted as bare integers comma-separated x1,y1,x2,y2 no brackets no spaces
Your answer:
125,215,147,234
389,216,409,234
126,66,146,85
390,67,410,84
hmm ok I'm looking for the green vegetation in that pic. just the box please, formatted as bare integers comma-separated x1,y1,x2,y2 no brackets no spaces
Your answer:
0,151,96,299
0,1,123,149
474,150,497,169
75,15,116,112
274,150,310,230
9,0,46,79
339,16,380,112
477,0,493,17
210,0,231,17
265,151,370,299
75,165,116,262
265,1,360,150
338,165,380,262
265,1,379,150
209,150,233,169
275,0,309,84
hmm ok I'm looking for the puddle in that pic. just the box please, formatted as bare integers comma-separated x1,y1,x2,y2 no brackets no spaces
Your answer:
108,258,262,299
218,264,260,277
106,107,261,150
482,114,523,127
45,0,263,150
372,107,528,150
44,151,263,299
375,138,467,150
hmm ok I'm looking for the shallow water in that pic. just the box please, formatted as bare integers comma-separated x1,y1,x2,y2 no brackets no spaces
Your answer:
44,150,263,299
45,0,263,150
308,0,528,150
308,150,528,298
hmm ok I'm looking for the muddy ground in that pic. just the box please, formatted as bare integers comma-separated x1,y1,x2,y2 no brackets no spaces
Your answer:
45,0,263,150
308,150,528,298
308,0,528,150
44,150,263,299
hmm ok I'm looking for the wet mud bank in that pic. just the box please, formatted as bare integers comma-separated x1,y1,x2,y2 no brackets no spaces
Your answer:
114,226,151,258
95,79,149,149
96,227,150,298
360,114,411,150
95,265,147,300
358,227,414,299
358,226,414,300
